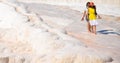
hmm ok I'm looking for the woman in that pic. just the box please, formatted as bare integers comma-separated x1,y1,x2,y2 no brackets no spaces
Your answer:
81,2,91,32
88,2,101,34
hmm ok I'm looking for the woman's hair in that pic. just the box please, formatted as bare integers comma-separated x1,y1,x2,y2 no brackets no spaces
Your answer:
93,5,97,15
86,2,90,7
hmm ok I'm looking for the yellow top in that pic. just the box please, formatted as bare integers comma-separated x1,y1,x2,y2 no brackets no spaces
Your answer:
88,7,96,20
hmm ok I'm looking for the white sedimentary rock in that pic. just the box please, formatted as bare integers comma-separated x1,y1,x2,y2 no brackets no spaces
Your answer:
0,54,9,63
0,0,118,63
17,0,120,7
9,56,25,63
0,44,11,53
41,15,74,28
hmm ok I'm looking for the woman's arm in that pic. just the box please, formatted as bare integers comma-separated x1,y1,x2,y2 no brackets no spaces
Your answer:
97,14,102,19
81,11,86,21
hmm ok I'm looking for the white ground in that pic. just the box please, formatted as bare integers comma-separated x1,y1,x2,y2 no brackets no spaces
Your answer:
0,0,120,63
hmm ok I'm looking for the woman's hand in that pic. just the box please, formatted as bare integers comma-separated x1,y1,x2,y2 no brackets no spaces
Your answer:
81,17,84,21
98,15,102,19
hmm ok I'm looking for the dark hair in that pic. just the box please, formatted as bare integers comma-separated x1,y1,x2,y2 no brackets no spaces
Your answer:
93,5,97,15
86,2,90,7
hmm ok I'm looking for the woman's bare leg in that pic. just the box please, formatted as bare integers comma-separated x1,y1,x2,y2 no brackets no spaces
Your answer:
87,22,91,32
93,25,96,34
91,26,93,33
